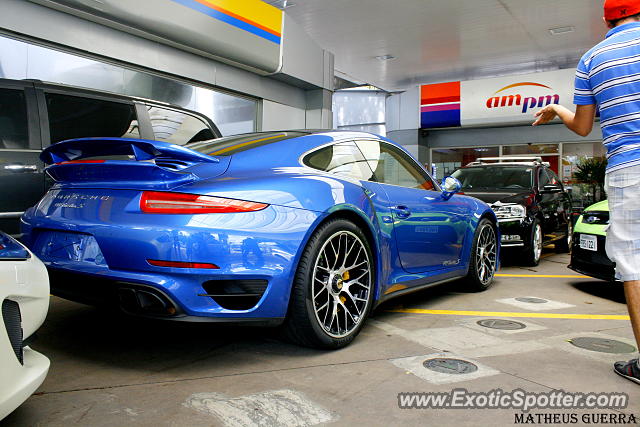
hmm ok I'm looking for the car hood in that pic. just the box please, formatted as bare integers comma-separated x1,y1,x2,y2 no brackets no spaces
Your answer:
584,199,609,212
462,190,533,205
575,199,609,237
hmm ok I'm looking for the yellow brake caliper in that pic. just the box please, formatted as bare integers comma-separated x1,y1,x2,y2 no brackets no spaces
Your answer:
339,271,349,304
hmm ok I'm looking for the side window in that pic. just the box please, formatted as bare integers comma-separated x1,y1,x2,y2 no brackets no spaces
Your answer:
0,88,29,149
46,93,139,143
538,168,551,189
303,141,375,181
355,139,436,190
547,169,561,186
147,106,215,145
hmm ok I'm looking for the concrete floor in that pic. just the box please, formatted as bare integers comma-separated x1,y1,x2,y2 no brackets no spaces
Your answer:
3,250,639,426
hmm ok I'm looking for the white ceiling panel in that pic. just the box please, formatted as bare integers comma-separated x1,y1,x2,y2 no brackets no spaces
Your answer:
279,0,607,91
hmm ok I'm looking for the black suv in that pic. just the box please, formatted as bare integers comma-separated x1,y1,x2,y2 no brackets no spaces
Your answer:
452,157,572,266
0,78,222,235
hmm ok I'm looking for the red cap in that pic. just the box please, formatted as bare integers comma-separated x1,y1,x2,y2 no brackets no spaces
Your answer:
604,0,640,21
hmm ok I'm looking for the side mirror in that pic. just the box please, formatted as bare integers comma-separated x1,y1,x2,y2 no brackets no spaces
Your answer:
441,176,462,200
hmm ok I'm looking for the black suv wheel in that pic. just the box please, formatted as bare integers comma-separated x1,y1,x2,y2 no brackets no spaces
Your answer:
555,221,572,253
523,219,543,266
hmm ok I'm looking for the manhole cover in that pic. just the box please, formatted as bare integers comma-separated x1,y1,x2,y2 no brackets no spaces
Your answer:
423,358,478,374
515,297,548,304
477,319,527,330
569,337,636,354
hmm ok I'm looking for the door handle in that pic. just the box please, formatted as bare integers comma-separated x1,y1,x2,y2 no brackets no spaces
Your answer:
392,205,411,219
3,164,38,172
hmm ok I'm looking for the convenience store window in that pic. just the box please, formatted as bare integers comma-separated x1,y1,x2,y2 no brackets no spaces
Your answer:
562,141,607,208
430,147,499,181
429,142,606,209
502,144,560,175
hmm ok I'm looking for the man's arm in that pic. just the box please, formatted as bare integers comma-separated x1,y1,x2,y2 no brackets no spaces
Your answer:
532,104,597,136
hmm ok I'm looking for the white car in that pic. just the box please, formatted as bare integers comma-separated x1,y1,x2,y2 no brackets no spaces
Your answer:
0,232,49,420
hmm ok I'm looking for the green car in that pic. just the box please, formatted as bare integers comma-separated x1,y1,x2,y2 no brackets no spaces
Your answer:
569,200,617,282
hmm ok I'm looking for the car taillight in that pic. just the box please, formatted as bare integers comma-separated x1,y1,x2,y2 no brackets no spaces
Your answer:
140,191,268,214
147,259,219,269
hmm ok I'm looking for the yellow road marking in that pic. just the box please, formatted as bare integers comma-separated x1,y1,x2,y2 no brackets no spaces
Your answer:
386,308,630,320
496,273,588,278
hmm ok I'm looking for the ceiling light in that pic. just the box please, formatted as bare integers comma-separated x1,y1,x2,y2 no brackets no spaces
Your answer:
375,54,396,61
549,26,575,35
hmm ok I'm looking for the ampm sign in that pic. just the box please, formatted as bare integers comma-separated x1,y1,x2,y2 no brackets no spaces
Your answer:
485,82,560,114
420,69,575,128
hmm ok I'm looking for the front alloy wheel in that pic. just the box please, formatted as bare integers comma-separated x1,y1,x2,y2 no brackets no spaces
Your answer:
555,221,572,253
465,218,497,291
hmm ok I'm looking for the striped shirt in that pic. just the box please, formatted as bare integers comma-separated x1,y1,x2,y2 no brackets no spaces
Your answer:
574,22,640,172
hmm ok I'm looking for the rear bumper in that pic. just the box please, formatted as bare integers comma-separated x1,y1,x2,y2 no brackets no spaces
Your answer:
47,268,284,324
22,203,320,321
40,254,301,321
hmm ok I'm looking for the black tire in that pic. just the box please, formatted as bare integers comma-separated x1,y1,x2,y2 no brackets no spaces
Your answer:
281,219,375,349
555,221,572,253
523,219,543,266
464,218,498,292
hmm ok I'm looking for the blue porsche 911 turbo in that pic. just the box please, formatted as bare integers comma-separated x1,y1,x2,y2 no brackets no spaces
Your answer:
21,131,499,348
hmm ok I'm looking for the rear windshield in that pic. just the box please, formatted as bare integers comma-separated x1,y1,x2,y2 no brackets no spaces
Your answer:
452,166,533,190
186,132,309,156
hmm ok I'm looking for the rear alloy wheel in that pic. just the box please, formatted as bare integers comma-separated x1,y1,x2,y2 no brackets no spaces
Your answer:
464,219,497,291
524,219,543,266
282,219,374,349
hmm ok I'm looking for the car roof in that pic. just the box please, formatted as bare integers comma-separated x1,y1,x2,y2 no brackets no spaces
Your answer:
182,129,408,171
460,163,540,169
463,157,549,168
186,130,384,158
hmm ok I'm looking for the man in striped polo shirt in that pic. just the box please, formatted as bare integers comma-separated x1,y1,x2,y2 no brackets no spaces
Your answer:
533,0,640,385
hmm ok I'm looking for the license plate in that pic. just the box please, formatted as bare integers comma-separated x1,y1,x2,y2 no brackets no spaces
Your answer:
579,234,597,251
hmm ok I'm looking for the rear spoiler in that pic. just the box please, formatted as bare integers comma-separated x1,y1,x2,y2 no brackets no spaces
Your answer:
40,137,219,165
40,137,226,190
